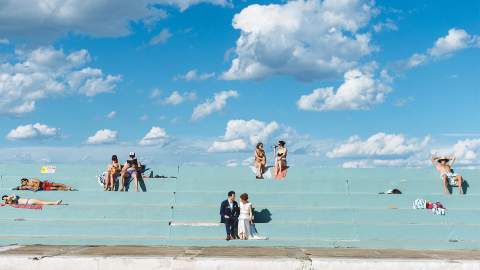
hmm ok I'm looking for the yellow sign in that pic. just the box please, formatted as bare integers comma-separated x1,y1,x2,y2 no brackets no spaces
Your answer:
40,166,56,174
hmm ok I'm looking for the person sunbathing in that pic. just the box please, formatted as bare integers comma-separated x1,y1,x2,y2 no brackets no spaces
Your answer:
254,143,266,179
2,194,62,205
431,155,464,195
14,178,75,192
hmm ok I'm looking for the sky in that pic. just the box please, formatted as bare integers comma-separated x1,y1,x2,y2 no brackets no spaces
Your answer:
0,0,479,168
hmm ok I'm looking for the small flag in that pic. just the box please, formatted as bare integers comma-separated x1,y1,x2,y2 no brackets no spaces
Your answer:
41,166,56,174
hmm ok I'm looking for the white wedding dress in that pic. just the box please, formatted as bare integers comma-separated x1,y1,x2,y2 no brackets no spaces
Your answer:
238,202,268,240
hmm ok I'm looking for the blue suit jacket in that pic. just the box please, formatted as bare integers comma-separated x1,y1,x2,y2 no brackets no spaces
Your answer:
220,199,239,223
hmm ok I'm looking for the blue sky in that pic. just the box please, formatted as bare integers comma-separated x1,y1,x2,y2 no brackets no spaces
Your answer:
0,0,479,167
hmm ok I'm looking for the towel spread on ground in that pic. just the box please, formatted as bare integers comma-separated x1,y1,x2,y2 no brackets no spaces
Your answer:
413,198,446,215
0,204,43,210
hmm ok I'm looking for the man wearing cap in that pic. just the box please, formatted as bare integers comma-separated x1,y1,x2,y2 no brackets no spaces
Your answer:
431,155,464,195
120,152,143,192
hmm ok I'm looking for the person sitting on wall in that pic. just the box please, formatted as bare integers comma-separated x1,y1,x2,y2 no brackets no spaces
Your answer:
220,191,240,241
431,155,464,195
120,152,143,192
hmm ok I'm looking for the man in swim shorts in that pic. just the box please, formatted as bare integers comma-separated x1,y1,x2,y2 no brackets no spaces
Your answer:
14,178,75,192
431,155,464,195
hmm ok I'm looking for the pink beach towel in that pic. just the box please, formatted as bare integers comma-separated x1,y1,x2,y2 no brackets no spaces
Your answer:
0,204,43,210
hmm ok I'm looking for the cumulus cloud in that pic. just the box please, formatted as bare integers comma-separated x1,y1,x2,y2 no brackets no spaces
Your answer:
208,119,279,152
397,28,479,71
0,0,230,42
297,68,391,111
222,0,377,81
139,126,169,146
174,69,215,81
6,123,60,141
0,47,121,116
86,129,118,145
149,28,172,45
191,90,238,121
163,91,196,105
327,132,430,158
428,28,476,57
433,138,480,167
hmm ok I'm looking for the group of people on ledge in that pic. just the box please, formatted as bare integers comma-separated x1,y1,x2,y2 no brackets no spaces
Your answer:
254,140,288,180
105,152,144,192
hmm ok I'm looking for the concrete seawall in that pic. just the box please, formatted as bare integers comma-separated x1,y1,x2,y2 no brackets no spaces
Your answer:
1,245,480,270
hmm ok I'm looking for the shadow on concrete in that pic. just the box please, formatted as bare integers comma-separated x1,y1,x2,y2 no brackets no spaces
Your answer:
253,208,272,223
447,179,469,195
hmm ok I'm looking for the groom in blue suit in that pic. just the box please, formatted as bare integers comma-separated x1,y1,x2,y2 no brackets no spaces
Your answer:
220,191,240,241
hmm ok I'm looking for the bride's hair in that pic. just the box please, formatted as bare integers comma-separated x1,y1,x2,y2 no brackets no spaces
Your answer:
240,193,248,201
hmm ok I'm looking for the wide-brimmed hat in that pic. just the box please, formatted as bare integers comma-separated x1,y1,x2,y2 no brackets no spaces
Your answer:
437,156,450,162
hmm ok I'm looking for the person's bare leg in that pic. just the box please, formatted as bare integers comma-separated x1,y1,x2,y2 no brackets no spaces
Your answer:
110,173,117,191
457,175,463,194
442,175,450,195
120,173,126,191
52,183,73,191
29,199,62,205
134,174,139,192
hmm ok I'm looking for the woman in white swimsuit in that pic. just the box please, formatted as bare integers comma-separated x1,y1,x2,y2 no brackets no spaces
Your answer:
2,194,62,205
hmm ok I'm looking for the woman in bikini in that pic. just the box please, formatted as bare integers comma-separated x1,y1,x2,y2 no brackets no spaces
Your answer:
2,194,62,205
274,140,288,179
15,178,75,192
105,155,121,191
254,143,266,179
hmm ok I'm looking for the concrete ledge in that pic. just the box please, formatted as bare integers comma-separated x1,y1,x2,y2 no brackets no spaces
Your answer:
1,245,480,270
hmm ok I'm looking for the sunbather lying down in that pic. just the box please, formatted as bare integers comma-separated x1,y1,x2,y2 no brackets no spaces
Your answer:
2,194,62,205
13,178,76,192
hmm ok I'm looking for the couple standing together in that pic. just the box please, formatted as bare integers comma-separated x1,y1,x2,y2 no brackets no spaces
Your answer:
220,191,263,241
254,140,288,179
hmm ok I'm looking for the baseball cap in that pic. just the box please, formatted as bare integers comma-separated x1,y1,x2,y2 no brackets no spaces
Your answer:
129,152,135,157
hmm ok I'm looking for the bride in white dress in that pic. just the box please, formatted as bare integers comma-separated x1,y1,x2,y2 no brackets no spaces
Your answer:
238,193,253,240
238,193,268,240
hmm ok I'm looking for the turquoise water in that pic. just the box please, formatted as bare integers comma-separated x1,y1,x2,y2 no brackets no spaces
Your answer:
0,164,479,249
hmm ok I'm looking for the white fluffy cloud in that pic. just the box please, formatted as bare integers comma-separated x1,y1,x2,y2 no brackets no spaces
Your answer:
434,138,480,167
428,28,476,57
175,69,215,81
6,123,60,141
297,68,391,111
149,28,172,45
139,126,169,146
208,119,279,152
327,132,430,158
222,0,376,81
191,90,238,120
86,129,118,145
399,28,479,70
0,0,230,41
163,91,196,105
0,47,121,116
